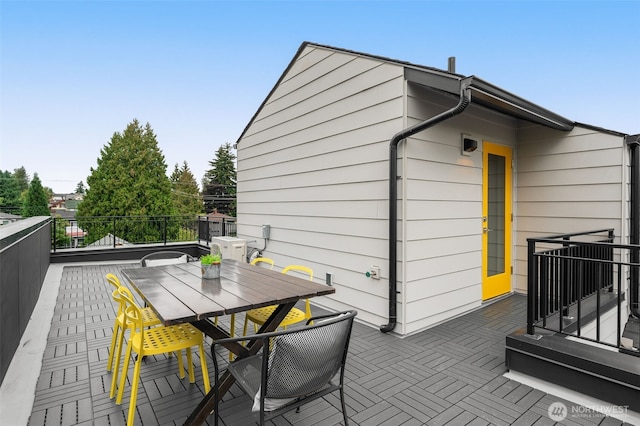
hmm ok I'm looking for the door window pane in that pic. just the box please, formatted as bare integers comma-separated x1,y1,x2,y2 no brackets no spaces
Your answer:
487,153,505,276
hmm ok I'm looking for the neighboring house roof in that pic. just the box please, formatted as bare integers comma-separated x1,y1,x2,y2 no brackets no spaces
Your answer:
0,212,22,225
204,210,235,221
51,193,84,201
89,233,131,246
236,41,580,145
52,209,77,220
65,225,87,238
0,212,22,220
65,199,81,209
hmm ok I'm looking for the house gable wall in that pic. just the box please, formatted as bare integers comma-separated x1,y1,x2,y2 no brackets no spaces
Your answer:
236,44,406,328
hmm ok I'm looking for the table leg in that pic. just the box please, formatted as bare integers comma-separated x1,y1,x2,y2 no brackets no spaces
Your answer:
183,302,297,425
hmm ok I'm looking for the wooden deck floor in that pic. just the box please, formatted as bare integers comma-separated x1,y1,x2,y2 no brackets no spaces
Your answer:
26,263,635,425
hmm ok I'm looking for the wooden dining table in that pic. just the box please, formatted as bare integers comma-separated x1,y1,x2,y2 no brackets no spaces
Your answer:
121,259,335,425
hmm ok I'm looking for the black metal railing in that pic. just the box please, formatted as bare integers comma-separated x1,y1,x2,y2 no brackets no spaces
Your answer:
51,215,237,251
527,229,639,350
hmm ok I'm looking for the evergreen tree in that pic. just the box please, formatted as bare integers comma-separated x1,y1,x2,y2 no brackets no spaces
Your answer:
170,161,203,216
202,143,237,216
43,185,54,201
0,170,23,214
13,166,30,193
75,181,86,195
22,174,50,217
77,119,176,244
14,166,31,207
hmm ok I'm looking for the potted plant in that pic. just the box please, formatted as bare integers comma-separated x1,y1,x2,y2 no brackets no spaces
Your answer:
201,253,221,279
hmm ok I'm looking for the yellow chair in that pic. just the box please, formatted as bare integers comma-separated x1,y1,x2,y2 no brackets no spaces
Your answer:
250,257,275,269
105,274,161,372
113,287,210,426
107,275,183,400
243,265,313,335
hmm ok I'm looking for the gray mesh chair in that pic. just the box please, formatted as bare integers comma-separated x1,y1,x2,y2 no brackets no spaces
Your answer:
140,251,197,267
212,310,357,426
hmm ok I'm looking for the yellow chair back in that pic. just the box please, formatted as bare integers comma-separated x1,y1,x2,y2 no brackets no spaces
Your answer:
250,257,275,269
106,273,121,290
282,264,313,281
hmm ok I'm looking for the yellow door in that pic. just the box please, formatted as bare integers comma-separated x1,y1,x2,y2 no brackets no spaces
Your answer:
482,142,512,300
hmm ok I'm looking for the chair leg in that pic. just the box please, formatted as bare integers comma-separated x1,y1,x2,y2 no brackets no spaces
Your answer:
106,321,121,372
126,355,143,426
186,348,195,383
243,316,249,336
229,314,236,361
110,326,127,399
116,341,134,405
177,349,185,379
198,343,211,393
340,387,349,426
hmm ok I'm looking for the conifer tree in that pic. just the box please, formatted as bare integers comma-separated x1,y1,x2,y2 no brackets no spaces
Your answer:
13,166,31,207
170,161,203,216
75,181,86,195
202,143,237,216
78,119,176,243
0,170,23,214
13,166,30,193
22,174,50,217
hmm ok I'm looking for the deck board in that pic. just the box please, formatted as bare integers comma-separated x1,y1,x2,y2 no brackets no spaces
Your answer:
24,263,636,425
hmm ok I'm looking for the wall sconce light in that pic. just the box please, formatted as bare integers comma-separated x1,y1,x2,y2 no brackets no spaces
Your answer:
461,133,478,155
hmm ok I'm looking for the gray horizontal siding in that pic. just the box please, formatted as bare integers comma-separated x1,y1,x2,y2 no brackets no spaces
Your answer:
237,44,406,329
514,123,626,292
402,85,517,334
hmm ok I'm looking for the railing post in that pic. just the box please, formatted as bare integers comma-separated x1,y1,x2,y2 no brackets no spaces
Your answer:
205,217,210,246
576,259,582,337
113,217,116,248
540,253,548,329
163,216,168,246
617,263,622,348
561,236,570,317
52,217,57,252
527,239,536,335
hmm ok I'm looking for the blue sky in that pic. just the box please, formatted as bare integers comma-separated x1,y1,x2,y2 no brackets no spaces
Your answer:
1,0,639,194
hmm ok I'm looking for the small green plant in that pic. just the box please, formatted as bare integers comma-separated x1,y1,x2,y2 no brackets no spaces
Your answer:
200,253,221,264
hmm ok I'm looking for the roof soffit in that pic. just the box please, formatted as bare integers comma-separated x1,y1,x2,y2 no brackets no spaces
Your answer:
404,68,574,131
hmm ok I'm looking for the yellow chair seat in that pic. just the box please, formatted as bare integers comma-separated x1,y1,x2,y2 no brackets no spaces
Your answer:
245,305,306,330
111,307,161,364
129,323,204,359
243,264,313,335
